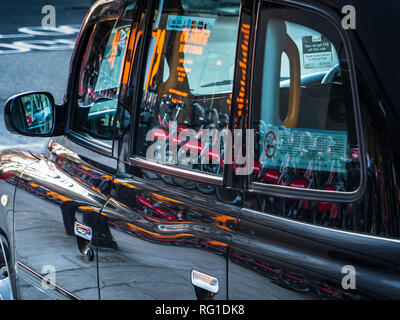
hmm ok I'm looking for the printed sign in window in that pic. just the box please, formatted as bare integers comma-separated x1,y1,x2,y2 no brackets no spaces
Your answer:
167,15,215,32
260,125,349,173
302,35,333,69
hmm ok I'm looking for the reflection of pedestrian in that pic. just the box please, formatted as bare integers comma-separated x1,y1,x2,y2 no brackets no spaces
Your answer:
25,102,32,111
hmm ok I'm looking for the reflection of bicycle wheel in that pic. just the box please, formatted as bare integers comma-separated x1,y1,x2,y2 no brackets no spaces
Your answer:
196,157,221,194
154,142,175,186
314,283,343,300
204,108,219,128
196,153,217,193
173,176,196,190
174,146,200,190
256,194,266,212
142,169,159,180
158,173,175,186
180,180,197,190
158,99,175,127
215,187,241,204
177,144,199,167
195,182,215,194
281,176,311,220
280,272,310,293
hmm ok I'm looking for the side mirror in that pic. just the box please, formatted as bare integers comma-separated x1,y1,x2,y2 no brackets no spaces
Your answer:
4,92,62,136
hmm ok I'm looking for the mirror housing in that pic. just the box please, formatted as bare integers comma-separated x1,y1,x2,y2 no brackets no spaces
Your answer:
4,91,64,137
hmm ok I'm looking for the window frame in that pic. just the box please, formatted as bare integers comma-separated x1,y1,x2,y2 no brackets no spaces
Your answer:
246,0,366,203
127,0,245,187
66,10,137,157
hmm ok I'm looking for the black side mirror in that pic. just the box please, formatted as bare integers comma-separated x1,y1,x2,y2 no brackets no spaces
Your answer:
4,91,63,137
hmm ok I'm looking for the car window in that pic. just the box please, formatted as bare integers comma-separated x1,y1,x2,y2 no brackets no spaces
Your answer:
252,7,360,195
133,0,240,177
71,4,135,147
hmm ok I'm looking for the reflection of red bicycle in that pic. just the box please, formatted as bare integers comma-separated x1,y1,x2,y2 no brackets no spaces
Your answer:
256,128,350,225
26,114,33,125
313,160,347,226
258,153,291,186
151,96,194,148
136,196,178,221
283,134,347,224
230,251,358,300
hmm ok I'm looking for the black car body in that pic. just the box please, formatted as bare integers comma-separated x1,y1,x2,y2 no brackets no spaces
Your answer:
0,0,399,300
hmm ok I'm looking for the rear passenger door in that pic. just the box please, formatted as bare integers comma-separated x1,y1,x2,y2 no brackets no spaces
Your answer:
97,0,243,300
229,0,400,300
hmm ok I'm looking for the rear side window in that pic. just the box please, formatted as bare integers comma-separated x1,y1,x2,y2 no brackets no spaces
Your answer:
252,5,360,194
133,0,241,177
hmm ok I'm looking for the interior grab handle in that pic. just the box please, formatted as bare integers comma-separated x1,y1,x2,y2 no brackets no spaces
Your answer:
282,34,301,128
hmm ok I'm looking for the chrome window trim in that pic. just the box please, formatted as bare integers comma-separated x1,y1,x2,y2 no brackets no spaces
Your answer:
129,156,224,186
251,181,360,203
65,130,112,157
242,207,400,244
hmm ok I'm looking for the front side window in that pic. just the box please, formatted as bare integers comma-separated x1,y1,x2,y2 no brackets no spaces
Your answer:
72,5,135,146
134,0,240,177
252,6,360,196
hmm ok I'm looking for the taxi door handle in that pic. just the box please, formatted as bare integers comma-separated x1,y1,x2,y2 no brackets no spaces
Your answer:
74,221,94,262
191,270,219,300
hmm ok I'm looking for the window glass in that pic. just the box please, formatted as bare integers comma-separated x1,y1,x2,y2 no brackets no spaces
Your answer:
134,0,240,177
252,10,360,195
72,5,134,146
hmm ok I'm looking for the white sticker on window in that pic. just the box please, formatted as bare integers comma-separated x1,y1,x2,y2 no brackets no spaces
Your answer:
167,15,215,31
260,125,349,173
302,35,333,69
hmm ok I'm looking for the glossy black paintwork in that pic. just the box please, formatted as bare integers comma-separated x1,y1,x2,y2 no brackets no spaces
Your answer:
0,0,399,300
11,139,117,299
97,166,238,299
227,0,400,300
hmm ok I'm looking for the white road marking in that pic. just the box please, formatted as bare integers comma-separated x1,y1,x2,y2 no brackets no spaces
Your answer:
0,34,34,39
0,24,80,55
0,143,45,151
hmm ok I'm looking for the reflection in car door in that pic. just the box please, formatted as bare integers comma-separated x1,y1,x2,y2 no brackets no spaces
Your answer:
97,165,239,299
13,139,116,299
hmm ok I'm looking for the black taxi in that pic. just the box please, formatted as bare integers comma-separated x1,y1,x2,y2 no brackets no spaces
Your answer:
0,0,399,300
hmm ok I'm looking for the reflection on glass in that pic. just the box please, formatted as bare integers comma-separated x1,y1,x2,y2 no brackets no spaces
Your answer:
254,19,360,194
10,93,53,135
73,7,133,144
134,0,241,177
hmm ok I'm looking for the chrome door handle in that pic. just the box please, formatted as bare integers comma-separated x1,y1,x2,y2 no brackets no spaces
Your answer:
74,221,93,241
74,221,94,262
191,270,219,299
